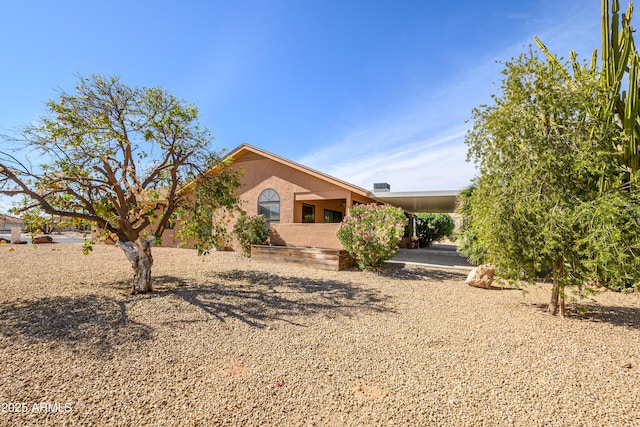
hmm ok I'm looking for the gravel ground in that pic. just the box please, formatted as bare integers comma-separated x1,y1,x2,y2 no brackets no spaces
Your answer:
0,243,639,426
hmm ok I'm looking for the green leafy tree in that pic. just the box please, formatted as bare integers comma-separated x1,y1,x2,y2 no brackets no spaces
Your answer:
415,213,455,247
455,187,487,265
233,213,270,257
175,163,243,256
465,48,640,315
0,75,241,293
10,202,55,234
337,204,407,270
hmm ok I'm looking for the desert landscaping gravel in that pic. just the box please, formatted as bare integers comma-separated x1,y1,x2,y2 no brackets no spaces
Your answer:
0,243,639,426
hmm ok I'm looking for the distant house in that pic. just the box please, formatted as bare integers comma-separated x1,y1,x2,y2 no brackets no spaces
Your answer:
0,214,24,232
161,143,459,251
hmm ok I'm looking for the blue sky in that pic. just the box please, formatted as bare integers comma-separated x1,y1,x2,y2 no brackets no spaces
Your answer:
0,0,615,213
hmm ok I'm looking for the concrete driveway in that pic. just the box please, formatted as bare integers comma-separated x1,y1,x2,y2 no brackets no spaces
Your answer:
389,244,473,270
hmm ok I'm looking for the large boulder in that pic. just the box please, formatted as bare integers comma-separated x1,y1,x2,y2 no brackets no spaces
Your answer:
465,264,495,289
33,235,54,244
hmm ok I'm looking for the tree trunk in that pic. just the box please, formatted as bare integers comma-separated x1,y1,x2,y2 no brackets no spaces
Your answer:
118,237,154,293
550,260,565,317
549,282,561,315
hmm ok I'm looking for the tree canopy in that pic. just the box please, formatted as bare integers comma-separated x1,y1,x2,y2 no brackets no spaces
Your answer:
462,1,640,315
0,75,242,292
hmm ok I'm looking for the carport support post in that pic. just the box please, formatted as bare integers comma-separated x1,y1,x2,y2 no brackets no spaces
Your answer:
10,227,21,244
411,215,417,241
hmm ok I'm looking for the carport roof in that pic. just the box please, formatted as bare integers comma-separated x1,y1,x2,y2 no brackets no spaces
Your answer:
372,190,460,213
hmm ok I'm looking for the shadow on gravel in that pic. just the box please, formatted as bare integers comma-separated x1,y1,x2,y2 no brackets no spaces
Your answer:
374,264,469,282
530,302,640,329
0,295,152,357
151,270,394,328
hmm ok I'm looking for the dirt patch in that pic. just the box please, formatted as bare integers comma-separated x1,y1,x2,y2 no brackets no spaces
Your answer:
218,364,249,378
353,384,389,400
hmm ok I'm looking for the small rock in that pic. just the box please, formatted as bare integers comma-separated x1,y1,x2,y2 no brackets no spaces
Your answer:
465,264,496,289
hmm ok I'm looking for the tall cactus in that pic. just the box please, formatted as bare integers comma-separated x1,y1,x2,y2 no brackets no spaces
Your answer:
536,0,640,186
601,0,640,183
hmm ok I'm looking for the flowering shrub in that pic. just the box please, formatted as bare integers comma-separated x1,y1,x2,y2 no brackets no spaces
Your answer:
233,213,270,257
337,204,407,269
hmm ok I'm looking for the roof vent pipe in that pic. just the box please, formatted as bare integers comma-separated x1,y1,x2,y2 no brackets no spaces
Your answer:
373,183,391,192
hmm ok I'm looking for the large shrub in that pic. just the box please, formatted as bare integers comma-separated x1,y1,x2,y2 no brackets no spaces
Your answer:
337,204,407,270
454,187,487,265
233,213,270,257
415,213,454,247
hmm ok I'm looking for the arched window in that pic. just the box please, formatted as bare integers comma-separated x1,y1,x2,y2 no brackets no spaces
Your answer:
258,188,280,223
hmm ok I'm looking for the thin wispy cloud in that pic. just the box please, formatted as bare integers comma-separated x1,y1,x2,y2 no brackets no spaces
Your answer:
299,1,603,193
297,59,496,192
316,127,471,191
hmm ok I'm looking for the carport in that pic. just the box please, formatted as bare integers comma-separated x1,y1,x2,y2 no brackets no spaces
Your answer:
372,190,459,214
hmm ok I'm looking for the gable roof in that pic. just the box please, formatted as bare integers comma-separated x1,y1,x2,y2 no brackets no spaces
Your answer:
0,214,23,226
224,143,376,199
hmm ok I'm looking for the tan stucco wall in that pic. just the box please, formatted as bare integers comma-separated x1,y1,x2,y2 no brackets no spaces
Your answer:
161,228,178,246
231,154,375,223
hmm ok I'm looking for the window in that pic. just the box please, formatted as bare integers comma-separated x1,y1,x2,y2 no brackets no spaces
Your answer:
324,209,343,223
258,189,280,223
302,204,315,223
166,212,178,230
162,205,178,230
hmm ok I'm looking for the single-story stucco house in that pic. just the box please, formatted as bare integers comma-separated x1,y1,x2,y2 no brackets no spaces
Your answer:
0,214,24,233
161,143,459,255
